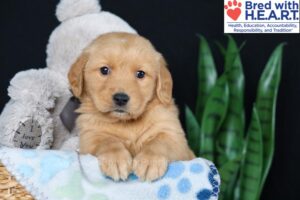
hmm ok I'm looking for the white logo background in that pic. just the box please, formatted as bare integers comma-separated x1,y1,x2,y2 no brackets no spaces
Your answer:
224,0,300,33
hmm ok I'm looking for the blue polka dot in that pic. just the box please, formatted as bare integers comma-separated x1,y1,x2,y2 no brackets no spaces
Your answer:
157,184,171,199
197,189,212,200
213,187,219,194
17,164,34,178
22,150,38,158
190,163,204,174
212,180,219,186
208,173,215,184
164,162,185,179
177,178,191,193
39,153,74,183
128,174,138,181
209,165,218,175
211,168,218,175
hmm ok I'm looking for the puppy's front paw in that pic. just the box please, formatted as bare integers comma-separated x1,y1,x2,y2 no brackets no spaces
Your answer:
133,151,168,181
98,150,132,181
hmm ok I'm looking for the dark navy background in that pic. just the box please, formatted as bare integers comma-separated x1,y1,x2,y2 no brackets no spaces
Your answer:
1,1,300,198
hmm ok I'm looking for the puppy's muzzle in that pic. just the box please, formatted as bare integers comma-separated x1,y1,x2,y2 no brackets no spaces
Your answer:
113,93,130,107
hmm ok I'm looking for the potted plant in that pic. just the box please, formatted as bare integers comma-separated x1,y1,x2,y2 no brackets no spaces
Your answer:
185,35,284,200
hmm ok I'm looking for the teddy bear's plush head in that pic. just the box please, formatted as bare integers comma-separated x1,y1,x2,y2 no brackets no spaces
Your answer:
46,0,136,77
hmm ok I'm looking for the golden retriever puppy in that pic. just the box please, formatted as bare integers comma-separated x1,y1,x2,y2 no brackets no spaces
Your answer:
68,32,195,181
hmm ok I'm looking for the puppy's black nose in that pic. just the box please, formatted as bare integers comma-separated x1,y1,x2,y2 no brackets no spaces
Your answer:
113,93,130,106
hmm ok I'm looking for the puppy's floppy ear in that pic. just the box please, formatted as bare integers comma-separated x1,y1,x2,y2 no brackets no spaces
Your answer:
68,53,89,98
156,55,173,105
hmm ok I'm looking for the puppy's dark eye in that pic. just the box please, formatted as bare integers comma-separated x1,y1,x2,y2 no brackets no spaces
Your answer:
136,70,145,79
100,66,110,75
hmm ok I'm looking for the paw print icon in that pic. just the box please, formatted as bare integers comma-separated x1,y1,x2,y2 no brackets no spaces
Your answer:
224,0,242,21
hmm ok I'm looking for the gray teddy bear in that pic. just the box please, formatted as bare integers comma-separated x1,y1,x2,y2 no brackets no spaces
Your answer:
0,0,136,150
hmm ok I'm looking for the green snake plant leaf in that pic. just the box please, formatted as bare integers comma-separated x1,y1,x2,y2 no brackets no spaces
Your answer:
219,156,242,200
215,40,226,56
239,106,263,200
185,106,201,155
215,39,246,57
255,43,284,194
195,35,217,123
216,35,245,166
200,74,229,161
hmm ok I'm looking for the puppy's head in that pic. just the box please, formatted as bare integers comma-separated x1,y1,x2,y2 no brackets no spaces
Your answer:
68,32,172,120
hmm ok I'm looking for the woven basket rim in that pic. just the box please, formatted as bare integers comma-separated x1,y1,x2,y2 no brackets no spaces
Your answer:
0,162,34,199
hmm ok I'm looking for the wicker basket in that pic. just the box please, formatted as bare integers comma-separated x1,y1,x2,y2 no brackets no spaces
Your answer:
0,162,34,200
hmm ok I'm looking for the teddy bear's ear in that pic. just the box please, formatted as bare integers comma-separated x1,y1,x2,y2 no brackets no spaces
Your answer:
56,0,101,22
68,53,89,98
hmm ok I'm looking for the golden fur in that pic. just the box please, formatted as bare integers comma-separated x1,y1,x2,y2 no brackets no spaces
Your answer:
68,32,195,181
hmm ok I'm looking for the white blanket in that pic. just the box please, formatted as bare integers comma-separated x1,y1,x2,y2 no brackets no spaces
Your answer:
0,146,220,200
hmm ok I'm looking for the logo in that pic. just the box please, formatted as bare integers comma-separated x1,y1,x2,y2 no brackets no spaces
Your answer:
224,0,300,33
224,0,242,21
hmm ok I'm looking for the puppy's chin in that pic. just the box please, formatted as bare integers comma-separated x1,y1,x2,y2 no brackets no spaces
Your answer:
109,110,133,120
107,106,147,121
